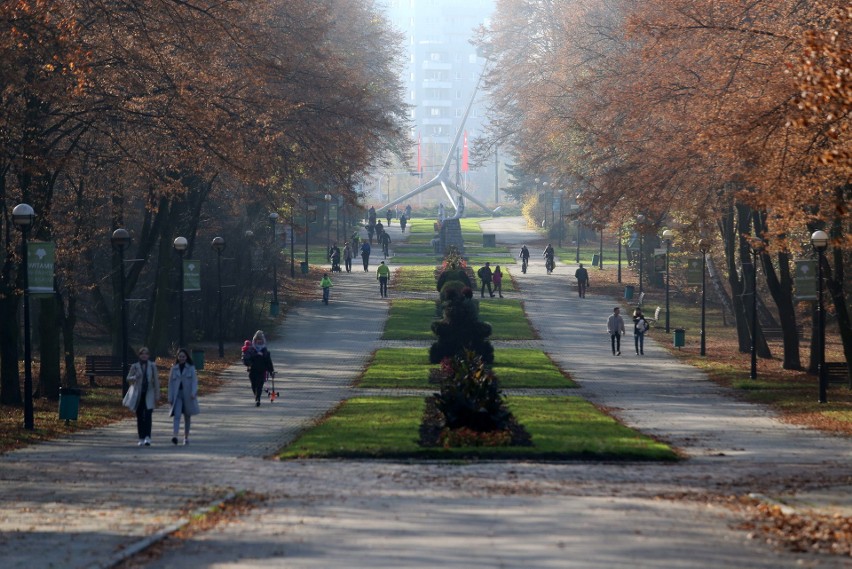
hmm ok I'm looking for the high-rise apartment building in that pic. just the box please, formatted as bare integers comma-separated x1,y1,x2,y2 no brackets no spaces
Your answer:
382,0,500,209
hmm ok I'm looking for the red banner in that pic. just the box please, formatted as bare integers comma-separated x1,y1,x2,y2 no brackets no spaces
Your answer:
462,131,469,172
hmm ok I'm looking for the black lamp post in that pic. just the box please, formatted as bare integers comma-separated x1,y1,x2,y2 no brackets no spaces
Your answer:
617,225,623,284
324,193,332,257
598,228,604,270
750,239,763,380
13,203,35,430
575,193,582,263
698,239,708,356
290,212,296,279
211,236,226,358
111,228,131,394
636,214,646,295
269,212,279,315
811,230,829,403
173,236,188,348
557,190,564,247
662,229,673,333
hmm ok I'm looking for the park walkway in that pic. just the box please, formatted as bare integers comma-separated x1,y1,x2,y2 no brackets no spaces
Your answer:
0,216,849,569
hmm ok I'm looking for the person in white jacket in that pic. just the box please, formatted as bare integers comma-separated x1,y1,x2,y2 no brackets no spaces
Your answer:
123,347,159,446
606,306,626,356
168,348,200,446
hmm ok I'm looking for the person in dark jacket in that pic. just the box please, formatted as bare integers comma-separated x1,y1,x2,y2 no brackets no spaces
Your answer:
477,262,495,298
243,330,275,407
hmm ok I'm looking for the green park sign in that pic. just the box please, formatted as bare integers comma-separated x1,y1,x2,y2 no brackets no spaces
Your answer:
28,242,55,294
794,260,816,301
686,257,703,286
183,259,201,292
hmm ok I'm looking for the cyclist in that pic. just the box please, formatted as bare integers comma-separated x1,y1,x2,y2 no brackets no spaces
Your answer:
519,245,530,274
543,243,555,274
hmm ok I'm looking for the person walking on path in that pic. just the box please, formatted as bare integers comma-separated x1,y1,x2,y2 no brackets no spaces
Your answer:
477,262,495,298
386,209,393,226
379,230,391,259
360,241,371,272
492,265,504,298
376,261,390,298
320,273,333,304
375,219,384,240
123,346,159,446
575,263,589,298
399,214,407,233
543,243,555,274
633,308,649,355
343,242,353,273
366,223,375,244
243,330,275,406
168,348,199,446
329,243,341,272
606,306,626,356
405,204,412,219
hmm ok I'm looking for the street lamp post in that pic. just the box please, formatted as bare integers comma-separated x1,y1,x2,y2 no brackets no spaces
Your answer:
269,212,279,315
13,204,35,430
111,228,131,394
173,236,188,348
599,228,604,270
750,239,762,380
211,237,226,358
324,194,332,257
617,225,623,283
698,239,708,356
662,229,673,333
557,190,564,247
290,212,296,279
636,215,646,295
811,230,829,403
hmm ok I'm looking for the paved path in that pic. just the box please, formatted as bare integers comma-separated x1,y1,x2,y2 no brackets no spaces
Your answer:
1,217,850,568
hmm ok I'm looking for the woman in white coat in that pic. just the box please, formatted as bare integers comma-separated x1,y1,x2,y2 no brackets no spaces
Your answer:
123,347,160,446
168,348,200,445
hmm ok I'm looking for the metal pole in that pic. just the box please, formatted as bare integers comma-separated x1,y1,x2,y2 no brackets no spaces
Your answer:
558,195,563,247
217,248,224,358
575,222,580,263
617,227,622,284
119,245,128,394
817,248,827,403
271,216,278,306
638,232,644,295
178,251,184,348
290,214,295,279
599,229,603,270
21,229,34,430
664,239,671,331
700,247,707,356
750,248,758,380
304,204,309,267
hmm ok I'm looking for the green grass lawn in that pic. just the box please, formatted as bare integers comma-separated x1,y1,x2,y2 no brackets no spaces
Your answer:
359,348,576,389
278,396,677,461
388,255,442,265
382,299,534,340
393,266,517,293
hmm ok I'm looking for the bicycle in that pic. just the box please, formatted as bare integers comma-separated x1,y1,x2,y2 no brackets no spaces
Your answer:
545,256,555,274
521,257,528,274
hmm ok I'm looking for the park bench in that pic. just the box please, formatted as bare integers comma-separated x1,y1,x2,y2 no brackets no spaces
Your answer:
762,325,805,341
826,362,851,388
85,355,124,386
645,306,662,327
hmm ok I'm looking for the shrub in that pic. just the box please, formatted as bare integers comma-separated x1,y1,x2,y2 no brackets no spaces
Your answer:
432,350,509,433
430,287,494,364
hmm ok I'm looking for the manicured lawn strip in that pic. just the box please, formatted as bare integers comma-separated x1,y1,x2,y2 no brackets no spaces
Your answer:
393,266,440,292
382,299,534,340
389,255,442,265
468,255,516,266
382,299,439,340
479,300,536,340
278,396,677,460
359,348,576,389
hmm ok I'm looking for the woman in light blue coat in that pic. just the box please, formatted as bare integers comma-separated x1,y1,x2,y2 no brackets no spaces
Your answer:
168,348,200,445
122,347,159,446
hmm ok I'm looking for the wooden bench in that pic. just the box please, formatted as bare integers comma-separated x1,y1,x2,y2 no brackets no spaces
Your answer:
645,306,662,327
826,362,850,388
85,355,124,385
762,325,804,341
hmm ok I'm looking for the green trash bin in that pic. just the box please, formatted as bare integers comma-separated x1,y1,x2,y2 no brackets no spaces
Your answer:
59,387,81,422
673,328,686,348
624,285,635,300
483,234,496,247
192,349,205,370
300,261,309,275
270,301,280,317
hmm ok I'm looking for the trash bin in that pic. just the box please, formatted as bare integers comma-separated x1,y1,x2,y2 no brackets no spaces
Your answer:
270,301,280,317
673,328,686,348
192,349,205,370
300,261,309,275
59,387,81,422
483,234,496,247
624,285,635,300
592,254,600,267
